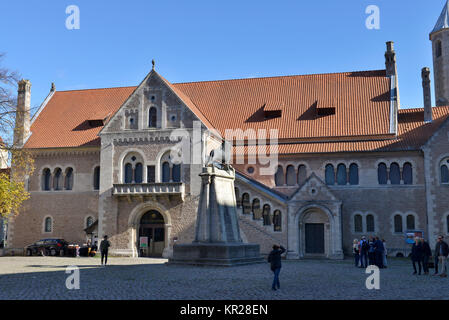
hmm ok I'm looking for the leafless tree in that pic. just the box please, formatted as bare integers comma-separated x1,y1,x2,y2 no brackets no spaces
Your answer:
0,53,20,149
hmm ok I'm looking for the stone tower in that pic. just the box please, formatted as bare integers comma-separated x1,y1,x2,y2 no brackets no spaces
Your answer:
13,79,31,147
430,0,449,106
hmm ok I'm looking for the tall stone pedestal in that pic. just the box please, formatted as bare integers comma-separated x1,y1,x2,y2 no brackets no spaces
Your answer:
169,164,263,266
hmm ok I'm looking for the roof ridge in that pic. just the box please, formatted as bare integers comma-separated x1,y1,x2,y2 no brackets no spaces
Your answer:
56,85,137,93
173,69,387,85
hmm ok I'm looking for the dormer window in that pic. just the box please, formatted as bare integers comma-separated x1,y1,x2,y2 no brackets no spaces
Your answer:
263,101,282,120
316,99,336,117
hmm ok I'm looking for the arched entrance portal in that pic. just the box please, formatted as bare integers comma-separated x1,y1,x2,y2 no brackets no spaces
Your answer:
299,207,330,258
138,210,165,257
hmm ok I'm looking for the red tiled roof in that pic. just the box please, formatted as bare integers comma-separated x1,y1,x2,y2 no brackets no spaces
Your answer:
234,106,449,155
23,69,449,153
25,86,136,148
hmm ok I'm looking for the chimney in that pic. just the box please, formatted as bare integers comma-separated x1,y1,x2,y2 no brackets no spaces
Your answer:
422,67,433,122
385,41,397,77
14,79,31,147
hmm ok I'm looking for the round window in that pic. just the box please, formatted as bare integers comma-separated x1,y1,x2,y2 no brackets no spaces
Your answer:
247,167,255,174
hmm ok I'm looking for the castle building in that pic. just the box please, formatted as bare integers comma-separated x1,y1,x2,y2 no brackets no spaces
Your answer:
5,3,449,258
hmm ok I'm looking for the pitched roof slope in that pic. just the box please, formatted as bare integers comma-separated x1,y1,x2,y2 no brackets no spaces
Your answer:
236,106,449,155
24,69,447,154
25,87,135,148
175,70,391,139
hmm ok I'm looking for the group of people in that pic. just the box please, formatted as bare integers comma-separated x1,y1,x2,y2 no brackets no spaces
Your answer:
411,235,448,277
353,236,387,269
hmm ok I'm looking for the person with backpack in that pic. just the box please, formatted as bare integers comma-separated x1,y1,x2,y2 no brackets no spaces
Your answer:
100,235,111,266
267,244,286,291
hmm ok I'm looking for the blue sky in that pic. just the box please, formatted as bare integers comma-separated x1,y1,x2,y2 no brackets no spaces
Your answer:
0,0,446,112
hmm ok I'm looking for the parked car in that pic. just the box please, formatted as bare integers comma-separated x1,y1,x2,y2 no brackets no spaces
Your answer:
25,239,69,256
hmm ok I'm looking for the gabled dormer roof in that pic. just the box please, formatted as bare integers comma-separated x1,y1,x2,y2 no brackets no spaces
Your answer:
431,0,449,34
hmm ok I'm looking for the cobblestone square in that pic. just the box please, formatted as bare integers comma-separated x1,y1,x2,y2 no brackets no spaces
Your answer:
0,256,448,300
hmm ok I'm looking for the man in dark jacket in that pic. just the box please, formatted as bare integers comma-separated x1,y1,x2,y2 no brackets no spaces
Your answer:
434,235,449,277
267,244,286,291
373,236,384,268
100,235,111,266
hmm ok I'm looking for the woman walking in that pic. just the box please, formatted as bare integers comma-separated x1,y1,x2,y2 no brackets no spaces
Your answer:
267,244,286,291
421,238,432,275
353,239,360,267
411,237,423,275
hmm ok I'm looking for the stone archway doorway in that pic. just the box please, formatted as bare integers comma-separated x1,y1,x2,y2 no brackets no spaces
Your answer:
138,210,165,257
299,208,330,258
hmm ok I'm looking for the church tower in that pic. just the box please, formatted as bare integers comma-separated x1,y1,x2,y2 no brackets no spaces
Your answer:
430,0,449,106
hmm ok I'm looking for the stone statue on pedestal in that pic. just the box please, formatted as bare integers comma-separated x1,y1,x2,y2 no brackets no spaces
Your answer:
168,144,262,266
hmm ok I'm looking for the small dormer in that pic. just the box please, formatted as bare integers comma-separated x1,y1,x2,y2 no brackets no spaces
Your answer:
316,99,336,116
87,113,110,128
263,101,283,119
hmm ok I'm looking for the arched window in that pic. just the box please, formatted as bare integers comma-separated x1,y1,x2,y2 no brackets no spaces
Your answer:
242,193,251,215
286,165,296,186
366,214,375,232
273,210,282,231
436,40,443,58
149,107,157,128
390,163,401,185
53,168,63,191
172,164,181,182
86,216,94,228
354,214,363,233
135,163,143,183
162,162,170,183
441,162,449,184
160,151,182,183
44,217,52,233
406,215,415,230
337,164,347,185
325,164,335,185
402,162,413,185
252,199,261,220
262,204,271,226
124,163,133,183
349,163,359,185
123,152,145,184
64,168,73,190
378,163,388,185
93,166,100,190
42,168,51,191
297,165,307,185
394,215,403,233
275,166,284,186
